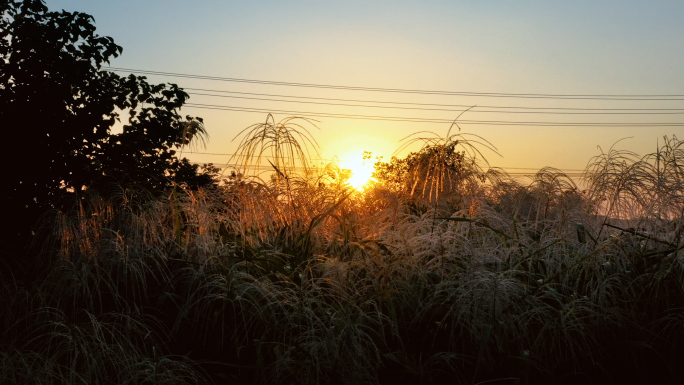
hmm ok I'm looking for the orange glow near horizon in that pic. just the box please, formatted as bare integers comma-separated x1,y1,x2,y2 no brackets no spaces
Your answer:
323,133,395,190
341,154,375,190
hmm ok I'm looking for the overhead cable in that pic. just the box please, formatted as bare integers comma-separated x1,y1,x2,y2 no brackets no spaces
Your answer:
184,88,684,112
104,67,684,101
187,91,684,115
183,103,684,127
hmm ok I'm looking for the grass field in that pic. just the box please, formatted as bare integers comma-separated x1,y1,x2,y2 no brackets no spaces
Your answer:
2,120,683,384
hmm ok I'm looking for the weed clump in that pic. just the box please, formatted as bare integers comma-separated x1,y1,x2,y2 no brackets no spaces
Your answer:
3,129,684,384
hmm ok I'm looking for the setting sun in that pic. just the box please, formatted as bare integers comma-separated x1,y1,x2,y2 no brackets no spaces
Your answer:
342,153,375,190
321,133,394,190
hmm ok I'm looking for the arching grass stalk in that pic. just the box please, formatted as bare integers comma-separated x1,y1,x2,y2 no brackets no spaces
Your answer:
584,135,684,221
229,114,320,187
394,109,499,232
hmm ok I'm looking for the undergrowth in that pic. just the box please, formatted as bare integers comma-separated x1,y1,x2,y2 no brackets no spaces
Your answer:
3,127,684,384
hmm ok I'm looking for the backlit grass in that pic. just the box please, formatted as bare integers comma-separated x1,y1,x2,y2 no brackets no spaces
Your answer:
2,125,683,384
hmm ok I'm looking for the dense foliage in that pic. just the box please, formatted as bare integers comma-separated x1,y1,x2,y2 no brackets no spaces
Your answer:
2,123,683,384
0,0,216,251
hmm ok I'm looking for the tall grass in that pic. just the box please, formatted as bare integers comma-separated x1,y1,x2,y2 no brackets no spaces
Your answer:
3,125,684,384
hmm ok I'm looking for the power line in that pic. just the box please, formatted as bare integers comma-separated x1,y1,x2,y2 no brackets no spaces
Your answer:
183,88,684,112
104,67,684,101
183,103,684,127
187,91,684,115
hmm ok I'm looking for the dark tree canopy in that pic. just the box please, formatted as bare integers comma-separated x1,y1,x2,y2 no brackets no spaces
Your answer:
0,0,217,248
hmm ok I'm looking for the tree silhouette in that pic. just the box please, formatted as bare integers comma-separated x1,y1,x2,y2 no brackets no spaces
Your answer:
0,0,216,254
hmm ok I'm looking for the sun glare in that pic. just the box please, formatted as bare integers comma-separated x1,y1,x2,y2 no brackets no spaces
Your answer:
322,133,395,190
343,156,375,190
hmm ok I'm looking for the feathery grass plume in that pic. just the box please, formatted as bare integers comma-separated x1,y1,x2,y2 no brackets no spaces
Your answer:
584,141,644,220
229,114,320,184
635,135,684,219
223,115,345,267
504,167,587,247
584,135,684,221
389,112,498,204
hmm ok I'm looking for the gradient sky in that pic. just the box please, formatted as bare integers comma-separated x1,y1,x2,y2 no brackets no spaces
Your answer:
45,0,684,178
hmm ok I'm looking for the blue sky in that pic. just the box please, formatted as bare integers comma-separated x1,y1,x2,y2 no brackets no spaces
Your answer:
45,0,684,175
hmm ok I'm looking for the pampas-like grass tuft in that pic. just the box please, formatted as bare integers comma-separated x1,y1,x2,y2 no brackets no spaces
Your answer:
4,126,684,384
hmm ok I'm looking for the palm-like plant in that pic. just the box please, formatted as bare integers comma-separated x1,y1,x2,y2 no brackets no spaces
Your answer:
387,112,498,204
229,114,320,185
